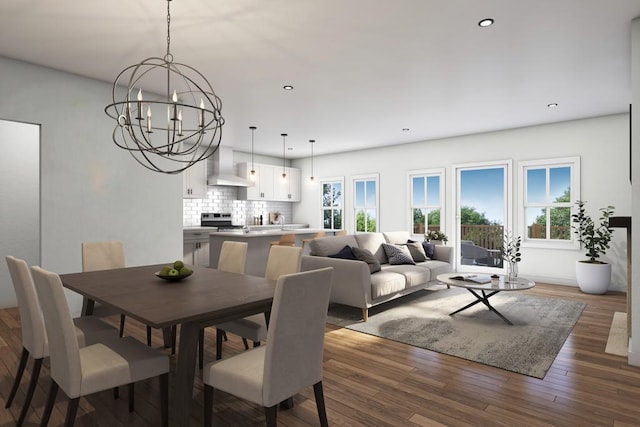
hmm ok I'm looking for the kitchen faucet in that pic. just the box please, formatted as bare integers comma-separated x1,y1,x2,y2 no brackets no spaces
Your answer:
280,215,286,229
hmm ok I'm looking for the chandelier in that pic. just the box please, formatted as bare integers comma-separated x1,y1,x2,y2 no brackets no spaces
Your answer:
105,0,224,174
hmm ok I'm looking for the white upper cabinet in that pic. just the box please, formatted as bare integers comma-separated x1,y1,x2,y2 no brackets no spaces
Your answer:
182,160,207,198
238,162,300,202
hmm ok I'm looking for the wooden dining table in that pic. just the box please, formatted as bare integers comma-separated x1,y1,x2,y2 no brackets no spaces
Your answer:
60,264,275,426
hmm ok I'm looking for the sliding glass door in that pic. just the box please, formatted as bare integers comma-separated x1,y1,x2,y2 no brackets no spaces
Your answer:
454,161,511,273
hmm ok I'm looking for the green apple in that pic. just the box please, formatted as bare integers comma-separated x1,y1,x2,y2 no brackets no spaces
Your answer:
160,266,172,276
173,260,185,270
179,266,192,276
168,268,180,277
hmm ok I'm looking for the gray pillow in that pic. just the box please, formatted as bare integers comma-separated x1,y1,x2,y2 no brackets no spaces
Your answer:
404,241,428,262
351,246,382,274
328,245,357,260
381,243,416,265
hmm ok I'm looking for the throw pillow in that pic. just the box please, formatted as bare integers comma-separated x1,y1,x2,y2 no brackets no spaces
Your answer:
381,243,416,265
328,245,357,260
421,241,435,259
404,241,428,262
351,246,382,274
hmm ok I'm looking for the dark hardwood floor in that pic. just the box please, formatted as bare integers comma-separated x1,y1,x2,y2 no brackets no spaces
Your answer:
0,283,638,426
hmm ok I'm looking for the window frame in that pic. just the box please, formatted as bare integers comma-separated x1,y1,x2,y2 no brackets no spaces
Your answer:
352,173,379,233
320,177,345,231
407,168,445,239
518,156,581,250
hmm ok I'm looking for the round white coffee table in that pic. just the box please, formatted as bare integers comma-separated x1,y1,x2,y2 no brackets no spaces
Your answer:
437,273,535,325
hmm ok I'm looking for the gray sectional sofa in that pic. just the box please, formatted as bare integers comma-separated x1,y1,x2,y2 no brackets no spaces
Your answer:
301,231,453,320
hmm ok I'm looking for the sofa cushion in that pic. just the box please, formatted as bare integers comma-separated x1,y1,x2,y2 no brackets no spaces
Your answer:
354,233,388,264
382,265,431,287
351,247,382,274
328,245,357,260
381,243,416,265
415,259,454,278
383,231,411,245
370,270,407,299
309,235,359,257
404,241,428,262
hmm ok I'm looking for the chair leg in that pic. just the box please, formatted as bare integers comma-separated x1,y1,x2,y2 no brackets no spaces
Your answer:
171,325,177,355
146,326,152,346
119,314,126,337
313,381,329,427
40,380,59,427
5,347,29,408
242,337,250,350
128,383,135,412
16,357,43,427
216,329,224,360
64,397,80,427
199,328,205,369
203,384,214,427
160,373,169,427
361,308,369,321
265,405,278,427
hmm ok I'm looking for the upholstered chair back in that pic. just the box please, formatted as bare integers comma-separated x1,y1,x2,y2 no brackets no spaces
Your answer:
264,246,302,281
262,267,333,407
81,241,125,272
30,266,83,398
218,241,248,274
6,256,47,358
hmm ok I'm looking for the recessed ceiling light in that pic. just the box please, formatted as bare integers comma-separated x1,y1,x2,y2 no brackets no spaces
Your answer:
283,85,294,90
287,147,293,150
402,128,410,132
478,18,494,27
547,103,558,108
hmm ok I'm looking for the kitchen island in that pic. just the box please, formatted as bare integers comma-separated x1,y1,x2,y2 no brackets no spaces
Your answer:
209,228,326,277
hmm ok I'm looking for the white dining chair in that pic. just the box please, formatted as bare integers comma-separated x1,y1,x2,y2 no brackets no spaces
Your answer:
31,265,170,427
203,267,334,427
198,241,248,368
214,245,303,361
4,256,118,426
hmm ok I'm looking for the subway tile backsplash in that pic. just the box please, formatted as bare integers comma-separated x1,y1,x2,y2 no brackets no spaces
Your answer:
183,186,292,227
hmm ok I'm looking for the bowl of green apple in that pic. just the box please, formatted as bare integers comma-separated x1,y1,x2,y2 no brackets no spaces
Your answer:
156,260,193,282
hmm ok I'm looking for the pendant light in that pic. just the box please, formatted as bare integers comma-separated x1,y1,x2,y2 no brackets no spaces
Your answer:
249,126,257,181
281,133,288,180
309,139,316,181
104,0,224,174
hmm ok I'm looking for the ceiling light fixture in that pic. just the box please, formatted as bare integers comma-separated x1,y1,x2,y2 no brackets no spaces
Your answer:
309,139,316,182
283,85,294,90
402,128,410,132
105,0,224,174
281,133,288,180
547,103,559,108
249,126,256,181
478,18,494,27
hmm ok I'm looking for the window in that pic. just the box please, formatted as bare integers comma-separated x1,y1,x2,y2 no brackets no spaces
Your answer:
321,179,343,230
353,174,379,232
408,169,444,237
519,157,580,248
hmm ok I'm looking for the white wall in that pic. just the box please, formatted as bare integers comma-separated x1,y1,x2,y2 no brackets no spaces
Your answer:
0,56,183,312
292,114,631,290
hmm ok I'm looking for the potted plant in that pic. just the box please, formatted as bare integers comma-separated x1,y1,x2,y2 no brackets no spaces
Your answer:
571,200,615,294
424,230,448,245
501,231,522,282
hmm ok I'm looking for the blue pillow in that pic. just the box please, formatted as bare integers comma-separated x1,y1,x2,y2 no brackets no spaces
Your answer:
328,245,357,260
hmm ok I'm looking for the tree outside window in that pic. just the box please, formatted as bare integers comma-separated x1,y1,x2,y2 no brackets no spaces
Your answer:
410,173,442,235
525,166,573,240
354,176,378,232
322,181,343,230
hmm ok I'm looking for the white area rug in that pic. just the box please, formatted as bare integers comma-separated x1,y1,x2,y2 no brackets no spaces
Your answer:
605,312,628,357
327,287,586,379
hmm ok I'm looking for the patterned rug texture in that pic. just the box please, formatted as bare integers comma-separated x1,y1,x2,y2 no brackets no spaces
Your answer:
327,287,586,379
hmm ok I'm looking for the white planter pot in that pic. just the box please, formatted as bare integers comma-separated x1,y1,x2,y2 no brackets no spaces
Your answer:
575,261,611,294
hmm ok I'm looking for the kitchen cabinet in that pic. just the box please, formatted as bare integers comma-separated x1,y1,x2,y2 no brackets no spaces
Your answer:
182,160,207,198
183,229,211,267
238,162,300,202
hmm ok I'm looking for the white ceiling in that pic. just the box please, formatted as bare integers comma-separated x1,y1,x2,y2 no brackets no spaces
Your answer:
1,0,639,158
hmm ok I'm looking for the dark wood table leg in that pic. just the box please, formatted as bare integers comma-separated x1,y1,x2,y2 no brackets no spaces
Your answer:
161,326,173,348
82,298,95,316
174,321,200,426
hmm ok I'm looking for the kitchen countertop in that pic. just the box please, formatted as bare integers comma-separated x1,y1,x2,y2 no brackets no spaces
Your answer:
212,228,323,237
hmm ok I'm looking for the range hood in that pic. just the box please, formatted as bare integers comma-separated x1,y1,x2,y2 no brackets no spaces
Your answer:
207,145,253,187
